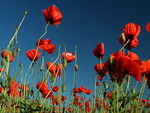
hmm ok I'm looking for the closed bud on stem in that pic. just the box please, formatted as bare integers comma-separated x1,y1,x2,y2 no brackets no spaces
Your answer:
19,63,23,68
103,81,109,90
121,33,126,43
74,64,78,71
12,50,17,57
131,88,136,94
24,11,28,15
40,66,44,71
63,58,67,68
62,84,66,92
17,48,21,52
1,58,6,67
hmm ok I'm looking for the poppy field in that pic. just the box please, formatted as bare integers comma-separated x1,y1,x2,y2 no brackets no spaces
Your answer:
0,5,150,113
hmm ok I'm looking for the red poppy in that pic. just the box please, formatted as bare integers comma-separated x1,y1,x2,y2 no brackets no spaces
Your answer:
0,68,4,72
74,96,80,101
141,59,150,88
61,95,67,101
7,89,19,98
46,62,57,77
52,86,59,92
94,63,107,75
26,49,40,61
118,23,140,50
85,101,91,108
62,52,76,63
51,95,56,100
43,5,62,26
146,22,150,32
9,80,19,91
102,50,142,82
0,87,4,93
107,92,112,99
1,50,14,62
36,38,55,54
86,90,93,94
56,63,63,77
93,42,105,59
96,81,101,86
142,99,148,103
66,107,74,112
36,82,48,93
42,89,52,99
19,84,30,91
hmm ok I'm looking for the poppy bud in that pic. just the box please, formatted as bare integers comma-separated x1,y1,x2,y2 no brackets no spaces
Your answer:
121,33,126,43
19,63,23,68
1,58,6,67
12,50,17,57
40,66,44,71
131,88,136,94
17,48,21,52
103,81,109,90
74,64,78,71
63,58,67,68
24,11,28,15
62,84,66,92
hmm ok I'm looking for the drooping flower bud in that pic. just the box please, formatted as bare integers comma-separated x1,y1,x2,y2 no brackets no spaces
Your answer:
62,84,66,92
74,64,78,71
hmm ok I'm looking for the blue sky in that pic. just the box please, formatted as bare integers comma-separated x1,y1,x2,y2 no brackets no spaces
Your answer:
0,0,149,98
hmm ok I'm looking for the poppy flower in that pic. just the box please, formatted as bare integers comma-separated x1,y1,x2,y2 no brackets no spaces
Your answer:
94,63,107,75
42,89,52,99
56,63,63,77
93,42,105,59
46,62,57,76
0,87,4,93
36,82,48,93
62,52,76,63
142,99,148,103
7,89,19,98
141,59,150,88
19,84,30,91
61,95,67,101
1,50,14,62
43,5,62,26
85,101,91,108
51,95,57,100
36,38,55,54
118,23,141,50
0,68,4,72
96,81,101,86
86,90,93,94
9,80,19,91
146,22,150,32
102,50,142,82
52,86,59,92
26,49,40,61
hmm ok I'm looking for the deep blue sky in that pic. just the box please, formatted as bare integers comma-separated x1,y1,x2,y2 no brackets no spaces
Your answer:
0,0,149,97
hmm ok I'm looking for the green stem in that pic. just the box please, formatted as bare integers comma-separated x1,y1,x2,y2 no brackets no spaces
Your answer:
7,11,27,50
120,39,130,51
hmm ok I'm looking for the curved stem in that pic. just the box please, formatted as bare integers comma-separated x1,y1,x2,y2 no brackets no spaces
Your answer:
7,11,27,50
